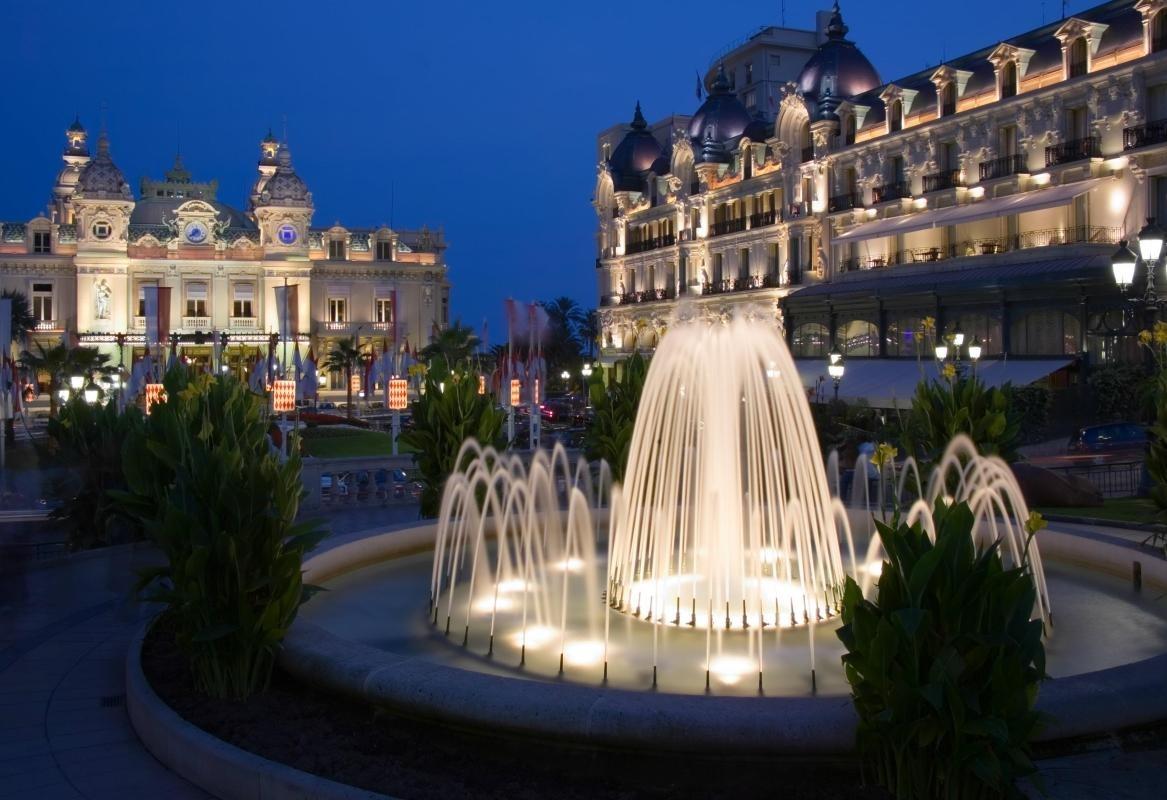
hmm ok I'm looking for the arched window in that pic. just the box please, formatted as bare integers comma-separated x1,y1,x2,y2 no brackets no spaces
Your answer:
940,83,957,117
1154,11,1167,53
1001,61,1018,98
838,318,879,357
800,120,813,162
1010,310,1080,355
888,99,903,133
1068,37,1088,78
792,322,829,357
843,114,857,146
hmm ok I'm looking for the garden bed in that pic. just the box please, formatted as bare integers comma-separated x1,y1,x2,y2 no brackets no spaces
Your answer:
141,621,887,800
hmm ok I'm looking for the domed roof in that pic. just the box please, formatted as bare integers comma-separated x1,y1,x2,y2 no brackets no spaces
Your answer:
75,132,132,200
129,196,257,231
67,116,85,134
256,144,312,207
608,103,668,191
688,65,764,163
796,3,881,116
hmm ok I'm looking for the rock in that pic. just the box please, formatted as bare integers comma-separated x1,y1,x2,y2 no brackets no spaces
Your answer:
1011,463,1104,508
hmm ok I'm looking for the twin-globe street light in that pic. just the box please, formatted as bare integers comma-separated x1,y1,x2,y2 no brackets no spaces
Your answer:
934,325,982,378
1111,217,1166,317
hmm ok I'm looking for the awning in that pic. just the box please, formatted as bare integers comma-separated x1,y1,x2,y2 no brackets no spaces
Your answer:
834,178,1112,244
795,358,1072,409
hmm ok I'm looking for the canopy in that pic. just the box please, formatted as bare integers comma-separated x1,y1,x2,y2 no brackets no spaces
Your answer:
795,358,1072,409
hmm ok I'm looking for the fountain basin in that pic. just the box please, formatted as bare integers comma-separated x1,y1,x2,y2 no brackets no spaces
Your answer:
283,521,1167,756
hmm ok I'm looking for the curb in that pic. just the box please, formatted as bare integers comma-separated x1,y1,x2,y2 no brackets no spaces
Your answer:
125,620,395,800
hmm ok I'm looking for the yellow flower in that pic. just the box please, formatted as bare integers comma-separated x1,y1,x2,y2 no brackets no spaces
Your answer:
1139,329,1153,346
872,442,898,469
921,316,936,334
1024,511,1047,536
1154,321,1167,346
941,362,957,381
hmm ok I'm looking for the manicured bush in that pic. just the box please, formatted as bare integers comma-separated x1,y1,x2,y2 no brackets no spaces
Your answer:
116,371,323,699
837,501,1046,800
398,361,505,517
47,397,144,550
583,353,647,482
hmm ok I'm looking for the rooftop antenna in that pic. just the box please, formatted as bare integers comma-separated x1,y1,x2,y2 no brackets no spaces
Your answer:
780,0,785,26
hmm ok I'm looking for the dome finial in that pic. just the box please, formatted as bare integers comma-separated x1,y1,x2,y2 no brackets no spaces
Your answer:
710,62,731,94
631,101,647,130
827,2,848,40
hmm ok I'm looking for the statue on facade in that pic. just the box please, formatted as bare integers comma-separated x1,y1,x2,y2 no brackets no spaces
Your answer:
94,278,111,320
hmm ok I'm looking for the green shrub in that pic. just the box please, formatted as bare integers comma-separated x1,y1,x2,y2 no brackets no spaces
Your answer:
398,362,505,517
1004,385,1051,446
116,371,323,699
902,377,1019,466
837,501,1046,800
584,353,647,482
1087,363,1148,422
47,398,145,550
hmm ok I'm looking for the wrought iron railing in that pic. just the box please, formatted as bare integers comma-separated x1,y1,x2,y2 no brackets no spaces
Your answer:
1045,136,1100,166
1124,119,1167,151
828,191,862,212
749,209,779,228
710,217,747,237
922,169,962,193
873,181,910,204
979,154,1028,181
626,233,676,254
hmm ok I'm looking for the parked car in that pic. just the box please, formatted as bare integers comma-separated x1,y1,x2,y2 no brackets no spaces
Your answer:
1067,422,1147,456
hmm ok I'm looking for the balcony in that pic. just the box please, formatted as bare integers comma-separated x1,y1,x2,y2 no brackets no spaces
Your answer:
182,317,211,330
600,287,676,307
827,191,862,213
1045,136,1101,167
625,232,676,254
843,224,1121,272
701,273,781,296
322,321,353,332
229,316,257,329
979,154,1028,181
872,181,910,204
33,319,60,332
1124,119,1167,151
710,217,747,237
922,169,962,194
748,209,778,228
801,146,815,163
371,321,393,332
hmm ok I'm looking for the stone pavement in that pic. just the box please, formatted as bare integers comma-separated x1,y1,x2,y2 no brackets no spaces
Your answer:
0,513,1164,799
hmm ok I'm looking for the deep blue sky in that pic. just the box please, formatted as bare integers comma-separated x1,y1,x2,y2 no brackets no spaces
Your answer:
1,0,1090,341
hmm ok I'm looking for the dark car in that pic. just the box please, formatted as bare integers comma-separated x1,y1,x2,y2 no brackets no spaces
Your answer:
1067,422,1147,455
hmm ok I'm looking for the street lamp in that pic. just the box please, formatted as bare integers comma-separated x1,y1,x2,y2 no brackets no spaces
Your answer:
83,388,99,404
1111,219,1167,316
934,342,949,361
69,375,84,392
951,325,965,348
827,352,845,401
967,336,983,362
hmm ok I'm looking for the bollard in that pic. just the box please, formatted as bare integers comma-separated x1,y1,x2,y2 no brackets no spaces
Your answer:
1133,560,1143,592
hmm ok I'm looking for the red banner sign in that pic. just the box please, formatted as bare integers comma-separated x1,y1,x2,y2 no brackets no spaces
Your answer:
272,379,296,412
388,378,409,411
145,383,166,416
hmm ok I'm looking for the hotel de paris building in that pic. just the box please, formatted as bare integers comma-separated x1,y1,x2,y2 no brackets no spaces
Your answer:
0,124,450,389
595,0,1167,406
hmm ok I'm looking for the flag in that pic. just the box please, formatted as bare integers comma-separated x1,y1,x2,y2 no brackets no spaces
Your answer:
274,284,300,341
300,349,317,400
504,298,529,349
143,286,172,346
695,70,704,100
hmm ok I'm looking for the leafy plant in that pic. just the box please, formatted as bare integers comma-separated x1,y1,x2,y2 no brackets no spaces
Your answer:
837,501,1046,800
116,370,323,699
1087,363,1149,422
1139,324,1167,521
20,341,111,417
398,361,505,517
47,397,144,550
583,353,647,482
1004,385,1051,446
902,377,1020,466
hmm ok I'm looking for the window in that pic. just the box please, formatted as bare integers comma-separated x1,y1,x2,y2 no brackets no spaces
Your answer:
843,114,856,146
1067,105,1088,140
744,62,753,84
328,239,346,260
739,248,750,281
328,297,348,322
792,322,828,357
232,282,254,318
1010,310,1080,355
837,318,879,357
376,297,394,324
953,311,1003,356
941,141,958,172
891,155,905,184
1068,37,1088,79
136,281,157,317
1154,11,1167,53
185,282,208,317
884,314,924,357
767,243,780,280
711,253,723,285
441,292,449,326
1001,61,1018,98
888,99,903,132
940,83,956,117
375,240,393,260
999,124,1018,156
32,231,51,254
31,282,52,322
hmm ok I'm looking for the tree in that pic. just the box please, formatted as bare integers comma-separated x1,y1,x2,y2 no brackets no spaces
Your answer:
20,342,110,418
584,354,648,482
579,309,600,360
322,337,363,418
541,297,586,390
418,322,480,368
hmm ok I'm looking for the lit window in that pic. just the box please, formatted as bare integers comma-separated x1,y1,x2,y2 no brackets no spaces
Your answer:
328,239,346,260
328,297,348,322
232,283,254,318
32,231,51,254
376,297,394,324
185,282,208,317
31,282,52,322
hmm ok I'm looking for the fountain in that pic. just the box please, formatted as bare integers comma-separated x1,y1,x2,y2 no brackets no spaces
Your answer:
287,307,1167,751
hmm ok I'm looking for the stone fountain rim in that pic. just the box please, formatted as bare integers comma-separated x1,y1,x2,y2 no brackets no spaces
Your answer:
279,522,1167,755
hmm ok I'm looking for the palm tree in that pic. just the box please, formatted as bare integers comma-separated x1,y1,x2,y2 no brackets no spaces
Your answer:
418,322,480,369
542,297,587,342
2,290,36,441
322,337,363,418
541,297,586,389
20,342,109,417
579,309,600,360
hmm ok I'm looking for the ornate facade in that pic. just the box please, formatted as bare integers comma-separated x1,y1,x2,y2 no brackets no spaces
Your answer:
1,123,450,386
596,1,1167,393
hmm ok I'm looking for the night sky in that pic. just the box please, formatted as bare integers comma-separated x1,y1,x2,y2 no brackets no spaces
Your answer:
0,0,1089,341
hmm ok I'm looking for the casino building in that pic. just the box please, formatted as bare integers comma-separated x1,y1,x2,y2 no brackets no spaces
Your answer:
595,0,1167,405
0,123,450,388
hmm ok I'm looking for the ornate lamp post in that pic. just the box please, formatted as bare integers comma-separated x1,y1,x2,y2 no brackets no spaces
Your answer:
1110,218,1166,324
934,328,981,379
827,349,845,401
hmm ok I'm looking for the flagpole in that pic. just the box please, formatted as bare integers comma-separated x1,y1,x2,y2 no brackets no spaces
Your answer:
282,276,289,378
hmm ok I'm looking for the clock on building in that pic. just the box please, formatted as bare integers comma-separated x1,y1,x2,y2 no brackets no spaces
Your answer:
184,221,209,244
277,224,298,245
